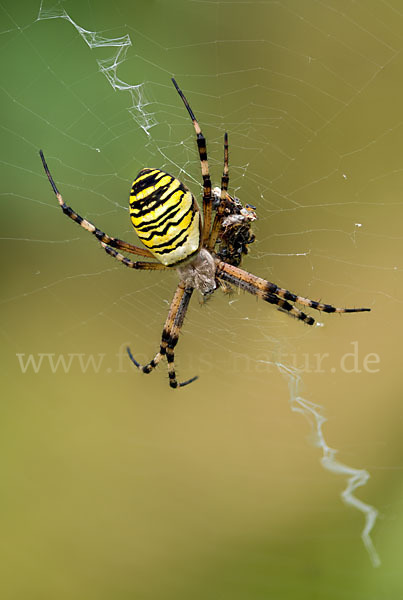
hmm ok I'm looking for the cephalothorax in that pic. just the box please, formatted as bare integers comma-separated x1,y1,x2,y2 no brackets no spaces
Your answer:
40,79,370,388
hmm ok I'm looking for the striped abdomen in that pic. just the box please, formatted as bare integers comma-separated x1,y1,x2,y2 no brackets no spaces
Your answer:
130,168,201,266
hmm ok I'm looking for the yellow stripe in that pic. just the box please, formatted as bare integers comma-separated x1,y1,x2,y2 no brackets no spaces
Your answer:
132,175,172,201
138,210,194,251
130,190,190,227
130,182,183,219
160,179,180,199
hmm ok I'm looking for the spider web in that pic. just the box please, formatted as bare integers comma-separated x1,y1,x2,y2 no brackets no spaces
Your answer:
2,0,403,597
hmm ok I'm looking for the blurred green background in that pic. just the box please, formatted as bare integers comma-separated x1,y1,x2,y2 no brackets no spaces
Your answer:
1,0,403,597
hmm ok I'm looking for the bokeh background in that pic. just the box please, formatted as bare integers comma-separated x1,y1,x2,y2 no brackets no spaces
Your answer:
1,0,403,598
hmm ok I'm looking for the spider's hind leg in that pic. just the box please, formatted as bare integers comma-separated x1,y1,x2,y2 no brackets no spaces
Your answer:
127,282,198,389
215,259,371,326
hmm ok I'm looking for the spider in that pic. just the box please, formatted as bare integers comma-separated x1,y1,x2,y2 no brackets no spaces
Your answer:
39,78,371,389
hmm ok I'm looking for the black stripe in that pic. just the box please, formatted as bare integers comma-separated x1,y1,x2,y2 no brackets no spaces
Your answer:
136,204,194,243
197,139,207,160
135,203,183,234
63,206,82,224
134,193,184,232
153,232,190,255
150,211,196,251
130,199,162,217
130,182,171,208
131,170,172,196
130,171,159,194
263,293,314,325
282,290,298,302
264,282,298,303
130,182,183,216
168,337,178,349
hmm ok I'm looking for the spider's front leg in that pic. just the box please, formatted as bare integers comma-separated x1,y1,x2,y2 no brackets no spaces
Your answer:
208,133,230,251
127,282,198,388
171,79,213,245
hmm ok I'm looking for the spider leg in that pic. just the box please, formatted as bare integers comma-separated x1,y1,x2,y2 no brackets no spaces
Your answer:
127,284,186,374
262,291,316,324
101,243,168,270
217,273,316,325
165,285,197,388
208,133,229,251
127,282,198,388
216,260,371,323
39,150,154,258
171,79,212,245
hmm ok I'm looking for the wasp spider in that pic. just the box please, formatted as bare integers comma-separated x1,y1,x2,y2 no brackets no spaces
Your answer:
40,79,371,388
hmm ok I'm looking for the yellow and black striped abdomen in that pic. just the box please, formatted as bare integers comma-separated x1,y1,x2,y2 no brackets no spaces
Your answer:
130,168,201,266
